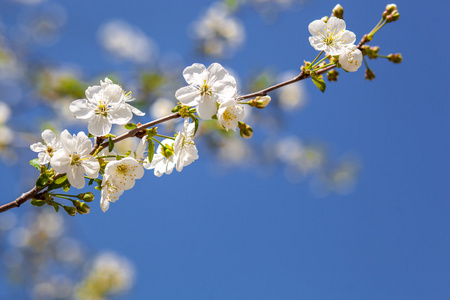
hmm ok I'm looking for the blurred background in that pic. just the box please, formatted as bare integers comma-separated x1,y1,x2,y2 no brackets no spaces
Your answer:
0,0,449,299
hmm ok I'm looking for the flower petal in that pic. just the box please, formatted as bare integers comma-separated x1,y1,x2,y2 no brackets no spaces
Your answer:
196,96,217,119
175,86,200,106
70,99,95,119
108,105,133,125
183,63,206,85
41,129,56,144
67,166,85,189
88,115,112,137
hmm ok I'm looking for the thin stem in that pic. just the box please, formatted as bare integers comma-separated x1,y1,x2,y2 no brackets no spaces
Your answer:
156,134,175,140
311,51,324,65
152,137,166,148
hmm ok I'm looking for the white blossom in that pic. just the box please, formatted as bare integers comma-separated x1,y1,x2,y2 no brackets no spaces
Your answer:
102,78,145,117
339,44,363,72
173,118,199,172
308,16,356,56
175,63,237,119
69,78,142,136
50,130,100,189
103,157,144,191
217,99,245,131
30,129,61,164
144,138,176,177
100,174,124,212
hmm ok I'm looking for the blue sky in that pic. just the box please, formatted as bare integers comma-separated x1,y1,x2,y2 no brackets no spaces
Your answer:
1,0,449,299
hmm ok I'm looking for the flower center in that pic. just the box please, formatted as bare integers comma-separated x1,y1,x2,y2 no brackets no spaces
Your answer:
95,101,110,117
70,153,81,166
198,79,212,96
116,163,129,174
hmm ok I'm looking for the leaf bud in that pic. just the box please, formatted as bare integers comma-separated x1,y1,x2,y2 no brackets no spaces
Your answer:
31,199,46,207
77,192,94,202
63,205,77,216
327,69,339,82
332,4,344,19
365,68,376,81
387,53,402,63
74,200,90,214
238,122,253,139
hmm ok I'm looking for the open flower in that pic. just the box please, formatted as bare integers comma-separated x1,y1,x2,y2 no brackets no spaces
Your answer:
100,174,124,212
104,157,144,191
339,44,362,72
50,130,100,189
144,138,176,177
217,99,245,131
174,118,199,172
308,16,356,56
30,129,61,164
102,78,145,117
69,78,141,136
175,63,237,119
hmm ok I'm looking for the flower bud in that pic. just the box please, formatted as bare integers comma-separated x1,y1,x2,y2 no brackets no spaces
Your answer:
250,95,271,109
74,200,90,214
365,68,375,81
321,16,329,23
238,122,253,139
146,127,158,138
332,4,344,19
327,69,339,82
64,205,77,216
387,53,403,63
385,4,397,14
78,192,94,202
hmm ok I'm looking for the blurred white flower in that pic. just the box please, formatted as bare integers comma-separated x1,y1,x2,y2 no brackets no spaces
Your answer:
217,98,245,131
104,157,144,191
277,72,307,110
192,2,245,57
149,97,175,120
98,20,155,64
0,101,11,123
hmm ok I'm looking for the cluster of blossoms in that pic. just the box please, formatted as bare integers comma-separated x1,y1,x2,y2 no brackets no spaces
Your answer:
31,78,201,213
308,13,362,72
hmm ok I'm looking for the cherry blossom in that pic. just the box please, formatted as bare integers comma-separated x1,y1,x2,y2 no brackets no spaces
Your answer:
144,139,176,177
175,63,237,119
50,130,100,189
339,45,363,72
308,16,356,56
173,118,199,172
103,157,144,191
30,129,61,164
217,99,245,131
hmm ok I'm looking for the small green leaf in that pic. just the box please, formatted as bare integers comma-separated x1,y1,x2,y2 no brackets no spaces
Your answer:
52,202,60,212
87,133,94,138
311,75,326,93
47,174,68,191
124,123,137,130
30,158,42,171
36,173,50,189
108,136,114,152
88,178,94,186
63,182,71,192
31,199,46,207
147,138,155,164
193,117,199,135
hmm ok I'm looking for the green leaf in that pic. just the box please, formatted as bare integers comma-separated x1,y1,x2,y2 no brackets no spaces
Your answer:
147,138,155,164
124,123,137,130
31,199,46,207
29,158,42,171
311,75,326,93
88,178,94,186
63,182,71,192
193,117,199,135
47,174,68,191
108,136,114,152
36,173,50,189
87,133,94,138
52,202,60,212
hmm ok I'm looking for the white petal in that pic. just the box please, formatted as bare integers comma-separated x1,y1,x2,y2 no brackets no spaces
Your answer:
67,166,85,189
88,115,112,137
128,104,145,116
50,150,71,173
70,99,95,119
41,129,56,144
175,86,200,106
196,96,217,119
85,85,102,99
38,152,50,165
108,105,133,125
183,63,206,85
207,63,228,82
100,192,110,212
308,19,325,36
60,130,77,154
30,142,46,152
82,158,100,179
